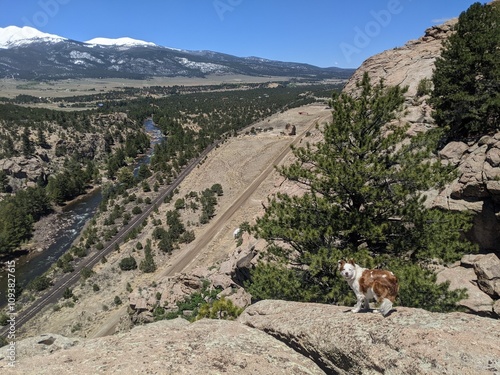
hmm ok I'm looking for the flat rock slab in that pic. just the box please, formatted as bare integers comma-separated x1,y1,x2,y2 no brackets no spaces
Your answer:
1,318,324,375
239,300,500,375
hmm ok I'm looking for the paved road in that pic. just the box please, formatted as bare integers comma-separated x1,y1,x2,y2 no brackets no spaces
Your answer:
90,114,328,338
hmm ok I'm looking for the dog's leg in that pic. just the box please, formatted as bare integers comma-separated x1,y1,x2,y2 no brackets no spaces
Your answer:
352,296,365,313
378,298,393,316
362,298,370,310
372,299,380,314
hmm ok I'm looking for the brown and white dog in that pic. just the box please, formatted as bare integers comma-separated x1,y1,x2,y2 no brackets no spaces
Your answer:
337,259,398,316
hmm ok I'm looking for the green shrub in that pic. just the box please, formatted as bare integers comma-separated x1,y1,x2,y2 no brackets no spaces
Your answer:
179,230,195,244
416,78,432,97
119,256,137,271
62,262,74,273
174,198,185,210
63,287,74,299
210,183,223,196
197,297,243,320
28,275,52,292
80,267,94,280
72,246,87,258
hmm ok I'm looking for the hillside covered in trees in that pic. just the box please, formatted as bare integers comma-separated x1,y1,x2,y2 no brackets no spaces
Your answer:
0,105,149,254
0,82,341,255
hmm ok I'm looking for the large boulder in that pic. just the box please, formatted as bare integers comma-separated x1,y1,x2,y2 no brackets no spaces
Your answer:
239,300,500,375
438,141,469,166
437,254,500,318
0,333,79,361
0,155,46,190
1,318,324,375
436,265,495,317
474,253,500,298
218,232,258,285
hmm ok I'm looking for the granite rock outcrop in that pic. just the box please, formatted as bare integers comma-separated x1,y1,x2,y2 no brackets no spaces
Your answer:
3,301,499,374
343,18,500,252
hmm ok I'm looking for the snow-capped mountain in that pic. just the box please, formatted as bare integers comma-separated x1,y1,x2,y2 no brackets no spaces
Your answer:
84,37,157,48
0,25,355,80
0,26,66,49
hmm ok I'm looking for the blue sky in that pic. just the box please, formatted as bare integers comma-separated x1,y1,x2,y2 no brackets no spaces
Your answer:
0,0,484,68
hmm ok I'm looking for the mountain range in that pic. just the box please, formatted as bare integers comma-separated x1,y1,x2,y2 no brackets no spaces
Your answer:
0,26,354,80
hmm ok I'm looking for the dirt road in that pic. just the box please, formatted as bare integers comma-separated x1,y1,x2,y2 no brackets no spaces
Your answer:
90,110,330,338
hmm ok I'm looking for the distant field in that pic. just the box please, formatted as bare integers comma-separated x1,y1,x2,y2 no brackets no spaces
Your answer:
0,75,298,99
1,75,346,111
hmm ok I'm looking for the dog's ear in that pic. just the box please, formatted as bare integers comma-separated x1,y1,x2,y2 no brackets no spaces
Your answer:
337,260,345,271
348,258,355,266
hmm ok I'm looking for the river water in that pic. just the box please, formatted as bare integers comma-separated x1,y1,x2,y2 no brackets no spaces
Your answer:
0,119,162,307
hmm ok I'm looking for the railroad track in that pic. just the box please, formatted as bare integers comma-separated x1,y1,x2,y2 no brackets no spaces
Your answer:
1,112,330,339
0,141,216,338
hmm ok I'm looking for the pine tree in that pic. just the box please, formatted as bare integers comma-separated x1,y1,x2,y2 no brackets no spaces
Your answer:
46,175,65,205
0,201,34,254
139,240,156,273
431,2,500,140
119,256,137,271
21,127,35,157
37,127,49,149
2,135,16,158
0,171,8,193
247,73,476,310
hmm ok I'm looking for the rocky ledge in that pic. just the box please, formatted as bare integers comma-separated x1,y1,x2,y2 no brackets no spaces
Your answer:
2,300,499,374
240,300,500,375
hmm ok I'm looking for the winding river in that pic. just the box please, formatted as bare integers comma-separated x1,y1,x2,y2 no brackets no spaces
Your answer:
0,119,162,307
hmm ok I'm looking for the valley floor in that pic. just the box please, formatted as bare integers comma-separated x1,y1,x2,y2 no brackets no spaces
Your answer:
0,75,293,99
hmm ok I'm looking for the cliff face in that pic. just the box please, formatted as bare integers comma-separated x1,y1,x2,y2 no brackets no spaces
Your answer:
344,20,456,98
344,19,500,253
2,300,499,374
